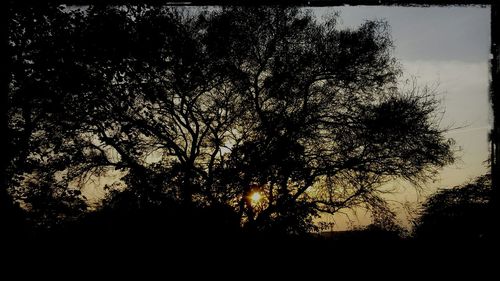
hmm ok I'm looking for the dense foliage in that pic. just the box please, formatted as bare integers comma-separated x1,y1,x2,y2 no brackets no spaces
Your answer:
6,5,454,234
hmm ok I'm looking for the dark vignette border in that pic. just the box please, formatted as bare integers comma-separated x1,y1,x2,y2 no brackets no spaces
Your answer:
1,0,497,240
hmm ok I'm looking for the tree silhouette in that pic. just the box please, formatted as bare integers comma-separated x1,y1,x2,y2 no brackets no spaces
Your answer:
414,174,492,241
6,5,454,234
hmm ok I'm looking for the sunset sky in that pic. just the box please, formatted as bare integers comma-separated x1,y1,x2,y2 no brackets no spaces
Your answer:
74,5,492,230
312,5,492,229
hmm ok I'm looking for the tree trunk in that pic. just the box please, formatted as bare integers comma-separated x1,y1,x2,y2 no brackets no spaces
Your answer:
181,164,194,208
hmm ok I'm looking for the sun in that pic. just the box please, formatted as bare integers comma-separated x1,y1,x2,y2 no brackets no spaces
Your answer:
249,191,262,206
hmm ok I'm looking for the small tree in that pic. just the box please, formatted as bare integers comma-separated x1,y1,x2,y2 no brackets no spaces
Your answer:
414,174,492,241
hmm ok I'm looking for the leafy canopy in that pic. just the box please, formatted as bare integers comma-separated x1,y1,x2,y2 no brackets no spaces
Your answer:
7,5,454,233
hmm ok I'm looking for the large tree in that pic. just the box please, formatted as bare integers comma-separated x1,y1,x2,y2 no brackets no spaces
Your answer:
6,5,454,233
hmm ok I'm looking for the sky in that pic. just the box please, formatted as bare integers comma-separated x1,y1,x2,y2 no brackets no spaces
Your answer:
311,5,492,230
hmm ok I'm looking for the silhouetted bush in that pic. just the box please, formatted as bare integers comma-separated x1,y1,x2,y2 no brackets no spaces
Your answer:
414,174,492,242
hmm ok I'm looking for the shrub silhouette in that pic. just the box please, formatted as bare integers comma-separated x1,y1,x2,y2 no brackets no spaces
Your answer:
414,174,492,241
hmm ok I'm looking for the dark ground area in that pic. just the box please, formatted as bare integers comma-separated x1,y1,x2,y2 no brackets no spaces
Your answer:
2,221,497,278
